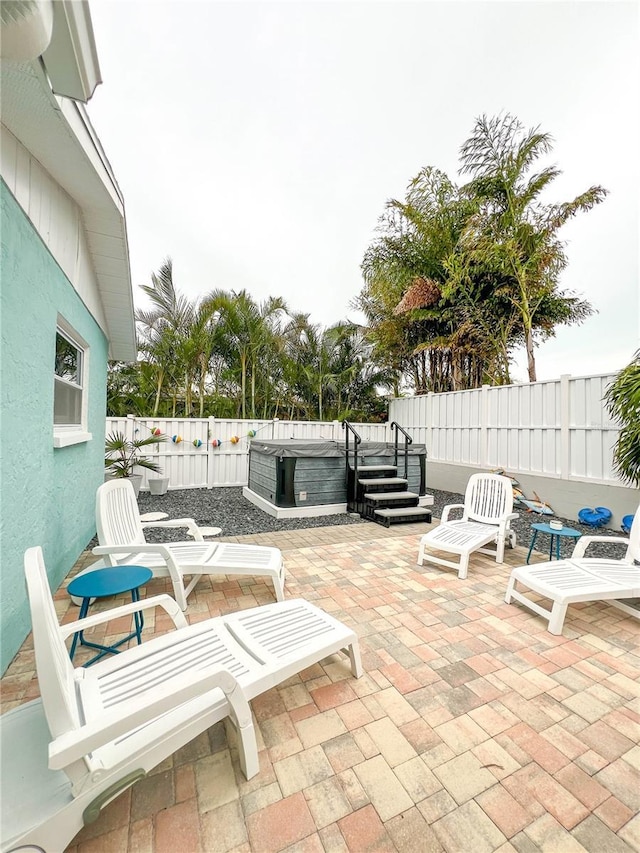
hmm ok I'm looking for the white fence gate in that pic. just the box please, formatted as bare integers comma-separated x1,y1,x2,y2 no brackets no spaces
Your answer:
389,372,620,485
105,417,389,490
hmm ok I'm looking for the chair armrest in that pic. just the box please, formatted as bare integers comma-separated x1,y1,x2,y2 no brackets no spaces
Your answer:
441,504,465,523
572,535,630,559
141,518,203,541
496,512,519,535
92,543,174,559
49,667,249,769
59,595,188,639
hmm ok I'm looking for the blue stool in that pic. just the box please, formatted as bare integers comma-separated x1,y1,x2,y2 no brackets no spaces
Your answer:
67,565,153,666
526,523,582,564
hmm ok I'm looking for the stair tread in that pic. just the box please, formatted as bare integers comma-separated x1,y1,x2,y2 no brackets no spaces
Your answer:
353,465,397,472
364,491,419,501
374,507,433,517
358,477,408,486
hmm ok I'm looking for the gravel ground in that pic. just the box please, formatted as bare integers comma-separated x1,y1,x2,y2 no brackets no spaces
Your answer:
127,486,631,560
135,487,366,539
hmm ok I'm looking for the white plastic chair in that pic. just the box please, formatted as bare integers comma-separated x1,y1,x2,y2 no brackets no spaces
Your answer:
505,504,640,635
417,473,518,579
0,547,362,852
91,479,285,609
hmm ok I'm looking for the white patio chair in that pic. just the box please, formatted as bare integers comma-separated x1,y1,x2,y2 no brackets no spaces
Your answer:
417,473,518,579
90,479,285,609
505,504,640,635
1,547,362,852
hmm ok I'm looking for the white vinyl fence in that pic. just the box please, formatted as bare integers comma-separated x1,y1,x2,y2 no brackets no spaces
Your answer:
107,372,621,492
106,417,389,490
389,372,620,485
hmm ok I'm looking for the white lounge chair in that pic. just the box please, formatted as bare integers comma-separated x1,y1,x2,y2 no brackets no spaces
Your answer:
417,473,518,579
505,504,640,635
0,547,362,852
91,479,285,609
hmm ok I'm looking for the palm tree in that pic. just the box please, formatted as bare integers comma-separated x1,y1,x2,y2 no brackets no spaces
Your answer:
359,166,503,391
205,291,289,419
137,258,194,415
458,113,606,381
604,350,640,487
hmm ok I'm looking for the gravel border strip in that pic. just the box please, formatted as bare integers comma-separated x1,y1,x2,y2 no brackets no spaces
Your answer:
126,486,632,561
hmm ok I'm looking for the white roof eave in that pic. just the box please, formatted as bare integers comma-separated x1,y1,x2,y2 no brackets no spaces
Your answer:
0,58,136,361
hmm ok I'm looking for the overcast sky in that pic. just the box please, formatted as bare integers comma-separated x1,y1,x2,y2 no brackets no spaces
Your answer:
89,0,639,383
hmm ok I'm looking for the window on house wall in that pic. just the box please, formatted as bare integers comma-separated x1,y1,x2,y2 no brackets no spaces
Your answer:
53,319,92,447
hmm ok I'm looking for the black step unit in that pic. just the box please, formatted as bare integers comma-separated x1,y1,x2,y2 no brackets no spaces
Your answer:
373,506,433,527
357,476,408,493
347,447,431,528
357,478,431,527
347,464,397,502
361,490,417,521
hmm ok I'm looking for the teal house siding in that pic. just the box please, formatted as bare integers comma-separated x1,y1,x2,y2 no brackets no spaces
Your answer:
0,181,109,672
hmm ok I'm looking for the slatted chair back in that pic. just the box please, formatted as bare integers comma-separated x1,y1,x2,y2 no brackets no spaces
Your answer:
464,474,513,526
97,479,146,547
24,547,81,740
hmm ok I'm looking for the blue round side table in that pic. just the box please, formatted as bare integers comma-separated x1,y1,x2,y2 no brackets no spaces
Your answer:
526,523,581,564
67,565,153,666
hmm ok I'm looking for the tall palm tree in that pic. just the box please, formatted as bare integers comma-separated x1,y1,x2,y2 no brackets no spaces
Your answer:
137,258,193,415
458,113,606,381
205,291,289,419
359,167,500,391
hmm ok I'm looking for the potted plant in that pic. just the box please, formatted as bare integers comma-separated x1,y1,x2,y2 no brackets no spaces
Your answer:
104,431,166,498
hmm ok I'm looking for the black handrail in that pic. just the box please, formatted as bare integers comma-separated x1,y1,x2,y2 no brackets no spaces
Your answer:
390,421,412,480
342,420,362,513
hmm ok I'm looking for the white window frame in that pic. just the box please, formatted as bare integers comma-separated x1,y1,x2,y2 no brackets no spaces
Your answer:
53,317,92,447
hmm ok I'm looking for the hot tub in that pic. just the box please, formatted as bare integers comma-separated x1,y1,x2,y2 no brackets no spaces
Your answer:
243,439,427,518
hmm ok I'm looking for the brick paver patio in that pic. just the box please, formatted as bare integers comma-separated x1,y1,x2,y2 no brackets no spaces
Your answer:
2,519,639,852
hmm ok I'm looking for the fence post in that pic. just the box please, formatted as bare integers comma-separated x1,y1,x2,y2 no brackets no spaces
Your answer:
560,374,571,479
126,414,136,443
207,416,216,488
426,392,434,456
480,385,490,469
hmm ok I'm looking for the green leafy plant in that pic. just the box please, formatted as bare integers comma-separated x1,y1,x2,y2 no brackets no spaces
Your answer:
105,431,165,478
604,350,640,487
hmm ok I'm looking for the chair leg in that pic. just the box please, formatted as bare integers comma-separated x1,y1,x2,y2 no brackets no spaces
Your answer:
504,574,516,603
272,567,286,602
236,716,259,780
458,554,469,580
548,602,568,635
224,685,260,780
417,541,425,566
495,534,505,564
346,640,363,678
184,575,201,600
171,578,188,611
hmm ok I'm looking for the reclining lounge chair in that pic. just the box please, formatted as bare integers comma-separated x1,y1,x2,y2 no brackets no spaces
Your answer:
505,504,640,634
91,479,285,609
0,546,362,852
417,473,518,579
